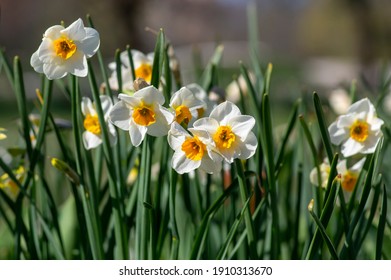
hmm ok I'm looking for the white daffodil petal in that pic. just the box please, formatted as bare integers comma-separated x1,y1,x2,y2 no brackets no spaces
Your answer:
134,86,165,105
44,25,64,38
328,121,346,145
309,167,319,186
369,117,384,131
43,63,68,80
172,151,201,174
38,39,57,63
188,128,213,145
100,95,113,116
30,50,43,73
361,134,382,154
347,98,371,114
131,50,147,67
81,97,95,116
168,129,187,151
62,18,86,41
336,159,348,174
129,120,147,147
80,27,100,57
210,101,241,124
229,115,256,140
238,132,258,160
118,94,140,108
193,117,219,135
68,52,88,77
147,106,173,137
83,131,102,150
351,157,366,172
108,123,118,146
200,156,222,174
109,101,131,131
341,138,364,157
337,114,356,128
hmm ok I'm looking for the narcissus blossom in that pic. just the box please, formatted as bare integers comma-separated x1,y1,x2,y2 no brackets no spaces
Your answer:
328,98,384,157
193,101,257,163
309,159,331,189
309,158,365,192
81,96,117,150
168,122,222,174
109,86,174,147
170,87,205,126
0,166,25,198
0,128,6,140
328,88,352,115
108,50,154,92
30,18,100,80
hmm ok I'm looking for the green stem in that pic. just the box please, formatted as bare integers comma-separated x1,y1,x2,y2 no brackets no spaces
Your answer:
234,158,257,259
136,136,153,259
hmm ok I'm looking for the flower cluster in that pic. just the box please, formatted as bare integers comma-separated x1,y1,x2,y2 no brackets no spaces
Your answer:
109,85,257,174
28,19,258,175
310,157,365,192
108,50,154,92
310,97,384,193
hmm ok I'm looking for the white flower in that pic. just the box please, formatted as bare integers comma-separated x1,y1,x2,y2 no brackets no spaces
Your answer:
337,158,365,192
0,166,25,198
309,159,331,189
169,87,206,126
108,50,154,92
309,157,365,192
109,86,174,147
168,122,222,174
328,98,384,157
0,128,7,140
30,18,100,80
329,88,352,115
81,96,117,150
193,101,257,163
225,72,255,104
186,83,216,119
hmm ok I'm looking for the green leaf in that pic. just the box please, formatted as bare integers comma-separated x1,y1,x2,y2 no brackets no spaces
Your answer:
376,185,387,260
275,99,300,177
306,177,340,259
261,93,280,258
216,196,251,260
340,139,383,259
199,44,224,91
189,171,257,260
313,92,334,163
151,29,166,88
308,200,339,260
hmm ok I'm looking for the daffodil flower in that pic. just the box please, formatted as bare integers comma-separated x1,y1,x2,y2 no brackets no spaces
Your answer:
108,50,154,92
193,101,257,163
338,158,365,192
168,122,222,174
0,128,7,140
81,95,117,150
0,166,25,198
30,18,100,80
170,87,206,126
309,157,365,192
309,159,331,189
328,88,352,115
186,83,217,119
328,98,384,157
109,86,174,147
